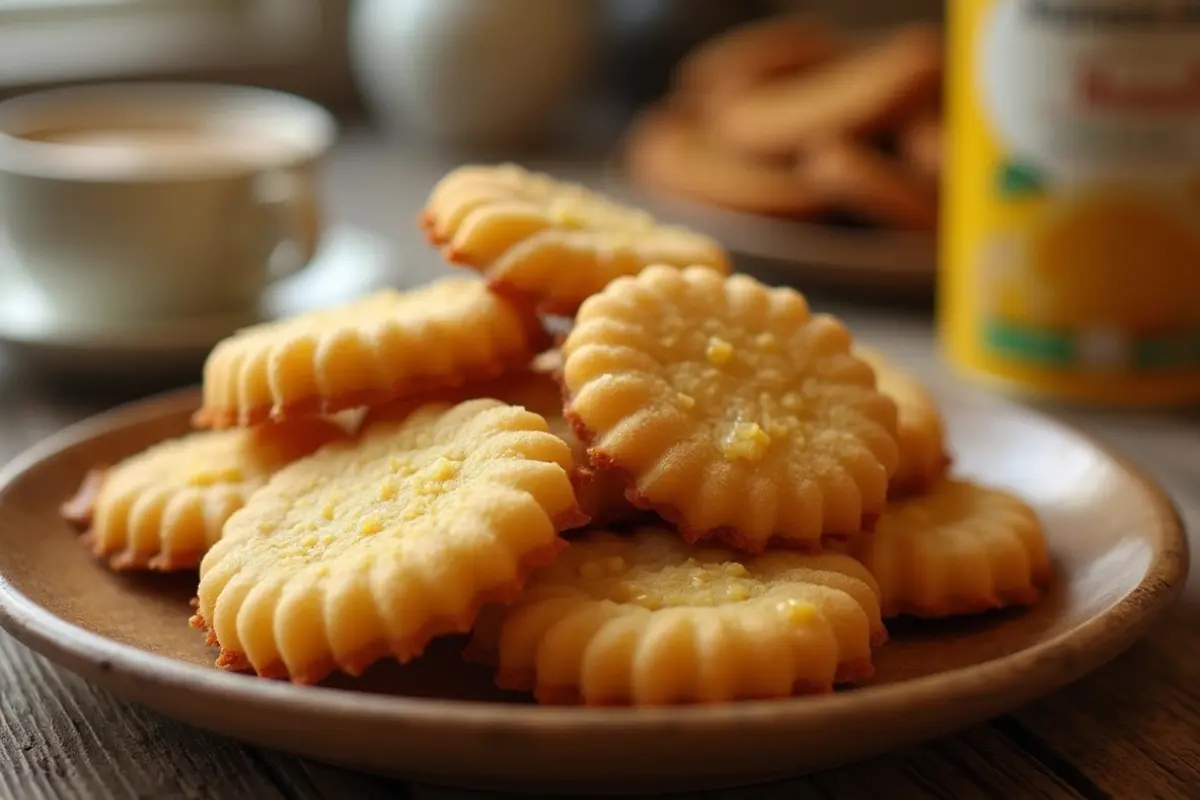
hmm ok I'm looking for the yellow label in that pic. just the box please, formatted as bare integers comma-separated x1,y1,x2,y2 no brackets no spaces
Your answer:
940,0,1200,406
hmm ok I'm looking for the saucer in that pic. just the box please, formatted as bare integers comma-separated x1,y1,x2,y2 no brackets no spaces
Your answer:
0,226,401,379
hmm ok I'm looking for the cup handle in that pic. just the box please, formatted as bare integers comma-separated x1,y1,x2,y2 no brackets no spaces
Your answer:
254,169,323,281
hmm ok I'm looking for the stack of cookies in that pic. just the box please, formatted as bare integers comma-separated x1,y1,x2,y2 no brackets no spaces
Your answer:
624,15,943,231
61,164,1050,706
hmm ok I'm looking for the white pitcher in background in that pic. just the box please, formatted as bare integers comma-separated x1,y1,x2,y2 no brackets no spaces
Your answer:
349,0,599,153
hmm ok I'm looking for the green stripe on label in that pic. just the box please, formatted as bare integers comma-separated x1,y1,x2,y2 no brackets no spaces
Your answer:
984,321,1075,366
983,320,1200,372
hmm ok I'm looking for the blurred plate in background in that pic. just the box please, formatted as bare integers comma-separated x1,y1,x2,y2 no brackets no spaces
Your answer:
609,175,937,296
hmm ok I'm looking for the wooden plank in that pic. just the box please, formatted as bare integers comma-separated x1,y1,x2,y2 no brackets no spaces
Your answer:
0,632,332,800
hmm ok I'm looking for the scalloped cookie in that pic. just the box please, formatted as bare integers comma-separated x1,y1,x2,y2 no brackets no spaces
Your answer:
847,478,1052,619
190,399,584,684
196,278,546,429
60,418,350,571
467,527,885,705
561,265,899,552
855,347,950,496
420,164,729,314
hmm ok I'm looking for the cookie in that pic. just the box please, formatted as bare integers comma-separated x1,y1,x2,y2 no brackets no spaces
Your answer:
624,107,825,218
898,108,942,183
855,347,950,496
365,357,637,526
195,278,546,429
561,265,899,552
847,478,1052,619
190,398,584,684
712,24,943,157
800,138,939,231
673,15,845,112
420,164,729,315
467,527,886,705
60,418,349,571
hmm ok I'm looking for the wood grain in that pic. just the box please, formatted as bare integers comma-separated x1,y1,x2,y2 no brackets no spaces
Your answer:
0,138,1196,799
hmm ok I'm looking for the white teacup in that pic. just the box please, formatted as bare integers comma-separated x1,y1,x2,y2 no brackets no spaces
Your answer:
0,83,336,326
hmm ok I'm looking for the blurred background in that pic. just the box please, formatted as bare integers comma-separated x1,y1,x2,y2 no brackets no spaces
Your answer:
0,0,949,384
0,0,940,119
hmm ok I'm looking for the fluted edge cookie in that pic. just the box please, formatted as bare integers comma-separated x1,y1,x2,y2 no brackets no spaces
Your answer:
196,278,546,429
562,265,899,552
848,478,1052,619
855,347,950,496
60,419,350,571
190,399,585,684
467,527,886,705
420,164,729,314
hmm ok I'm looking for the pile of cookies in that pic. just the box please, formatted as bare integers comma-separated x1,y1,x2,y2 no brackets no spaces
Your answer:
61,164,1050,706
624,16,943,231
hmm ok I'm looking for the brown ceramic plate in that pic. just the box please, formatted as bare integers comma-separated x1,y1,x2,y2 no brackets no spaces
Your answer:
0,387,1187,794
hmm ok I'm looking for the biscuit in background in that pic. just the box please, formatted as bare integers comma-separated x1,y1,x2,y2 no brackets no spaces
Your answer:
897,108,943,184
672,14,846,112
711,23,943,157
624,106,823,218
800,138,939,231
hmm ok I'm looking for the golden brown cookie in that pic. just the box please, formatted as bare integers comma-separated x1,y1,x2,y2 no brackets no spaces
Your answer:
61,418,350,571
898,108,943,183
624,107,824,218
847,478,1052,619
800,138,939,231
364,360,638,526
196,278,546,429
190,398,584,684
673,15,845,111
467,527,886,705
562,265,899,553
712,24,943,157
855,347,950,496
420,164,729,315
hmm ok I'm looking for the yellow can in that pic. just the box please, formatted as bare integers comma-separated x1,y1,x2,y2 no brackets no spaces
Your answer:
939,0,1200,407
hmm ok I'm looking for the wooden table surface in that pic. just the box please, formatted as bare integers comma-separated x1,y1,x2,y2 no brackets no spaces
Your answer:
1,130,1197,800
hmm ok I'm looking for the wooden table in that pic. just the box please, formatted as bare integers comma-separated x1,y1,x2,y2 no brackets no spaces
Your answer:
1,131,1197,800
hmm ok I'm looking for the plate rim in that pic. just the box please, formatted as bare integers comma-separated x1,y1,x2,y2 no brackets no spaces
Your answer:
0,385,1188,734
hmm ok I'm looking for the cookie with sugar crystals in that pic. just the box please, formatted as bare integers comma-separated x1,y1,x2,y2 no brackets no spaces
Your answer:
190,398,584,684
420,164,729,315
855,347,950,496
196,278,546,429
847,478,1052,619
364,355,637,526
562,265,899,552
467,527,885,705
60,418,350,571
